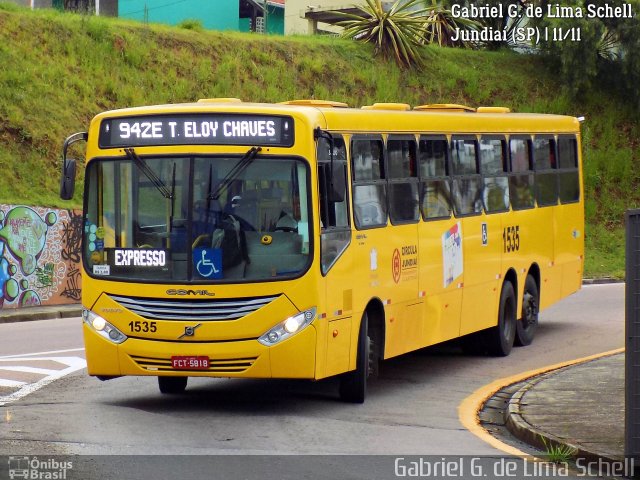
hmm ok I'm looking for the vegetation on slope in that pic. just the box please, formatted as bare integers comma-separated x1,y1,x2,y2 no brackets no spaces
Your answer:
0,3,637,278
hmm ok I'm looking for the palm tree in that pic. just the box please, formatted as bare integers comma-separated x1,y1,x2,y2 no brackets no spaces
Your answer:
335,0,429,68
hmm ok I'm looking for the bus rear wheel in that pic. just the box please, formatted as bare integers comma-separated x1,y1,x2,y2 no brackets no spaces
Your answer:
339,312,372,403
485,281,517,356
158,376,188,394
515,275,539,346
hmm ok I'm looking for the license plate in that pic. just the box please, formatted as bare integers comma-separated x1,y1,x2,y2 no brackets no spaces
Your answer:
171,356,209,370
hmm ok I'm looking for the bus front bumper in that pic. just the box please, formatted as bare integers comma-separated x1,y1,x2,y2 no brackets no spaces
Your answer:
82,323,317,380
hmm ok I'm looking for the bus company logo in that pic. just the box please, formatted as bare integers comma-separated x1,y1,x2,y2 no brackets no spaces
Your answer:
392,248,402,284
8,456,73,479
166,289,215,296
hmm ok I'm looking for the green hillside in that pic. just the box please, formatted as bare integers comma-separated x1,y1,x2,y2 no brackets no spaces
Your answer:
0,3,637,278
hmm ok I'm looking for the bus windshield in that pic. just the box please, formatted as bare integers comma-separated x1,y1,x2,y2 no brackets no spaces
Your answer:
84,154,311,283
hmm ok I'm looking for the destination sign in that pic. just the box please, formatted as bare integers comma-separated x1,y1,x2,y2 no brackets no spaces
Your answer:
99,114,294,148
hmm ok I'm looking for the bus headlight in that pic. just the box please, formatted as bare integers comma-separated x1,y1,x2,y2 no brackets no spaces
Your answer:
82,309,127,344
258,307,316,346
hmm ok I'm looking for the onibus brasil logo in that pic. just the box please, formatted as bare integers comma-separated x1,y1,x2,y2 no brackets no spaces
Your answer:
8,457,72,479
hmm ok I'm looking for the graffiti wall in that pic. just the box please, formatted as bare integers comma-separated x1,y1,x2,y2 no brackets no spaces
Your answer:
0,205,82,309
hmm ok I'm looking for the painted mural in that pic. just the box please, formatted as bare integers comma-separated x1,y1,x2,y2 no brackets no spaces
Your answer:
0,205,82,309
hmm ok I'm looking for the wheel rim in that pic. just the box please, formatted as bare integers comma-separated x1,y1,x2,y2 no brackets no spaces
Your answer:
522,291,538,329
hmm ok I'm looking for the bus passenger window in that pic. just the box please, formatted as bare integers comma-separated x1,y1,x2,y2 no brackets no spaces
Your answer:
388,137,419,224
451,137,482,216
351,137,388,229
509,137,535,210
480,137,509,213
557,136,580,203
533,137,558,206
419,136,452,220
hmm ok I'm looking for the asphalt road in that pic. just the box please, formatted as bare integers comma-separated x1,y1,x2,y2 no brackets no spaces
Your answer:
0,283,625,479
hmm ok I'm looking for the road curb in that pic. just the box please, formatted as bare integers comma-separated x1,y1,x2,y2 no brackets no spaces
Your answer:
503,363,622,465
0,305,82,324
460,348,625,460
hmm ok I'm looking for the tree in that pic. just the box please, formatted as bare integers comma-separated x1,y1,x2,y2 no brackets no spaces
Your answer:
336,0,429,68
536,0,640,106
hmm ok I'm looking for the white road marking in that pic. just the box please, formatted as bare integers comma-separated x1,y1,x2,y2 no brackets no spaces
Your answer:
0,379,26,387
0,347,85,360
0,355,87,406
0,365,62,375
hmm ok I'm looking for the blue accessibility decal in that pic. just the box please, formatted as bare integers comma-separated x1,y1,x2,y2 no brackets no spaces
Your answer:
193,247,222,279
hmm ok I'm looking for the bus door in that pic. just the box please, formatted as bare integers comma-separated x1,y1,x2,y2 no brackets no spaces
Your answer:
452,136,503,336
533,135,561,309
349,135,423,359
384,136,423,356
418,136,462,345
318,135,354,378
554,134,583,297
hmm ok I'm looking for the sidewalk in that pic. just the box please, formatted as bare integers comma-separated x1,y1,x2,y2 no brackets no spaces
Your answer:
0,304,82,323
503,353,625,463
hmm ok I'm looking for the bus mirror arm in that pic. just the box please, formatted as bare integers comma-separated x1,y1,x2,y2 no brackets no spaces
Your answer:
314,128,345,203
59,131,87,200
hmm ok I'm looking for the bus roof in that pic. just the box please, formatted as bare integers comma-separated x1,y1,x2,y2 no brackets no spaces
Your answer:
92,99,581,136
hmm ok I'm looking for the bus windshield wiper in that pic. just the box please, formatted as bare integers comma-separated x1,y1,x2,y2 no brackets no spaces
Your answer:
210,146,261,201
124,148,173,199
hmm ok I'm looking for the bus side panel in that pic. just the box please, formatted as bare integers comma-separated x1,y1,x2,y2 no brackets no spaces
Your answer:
319,238,354,379
459,214,501,336
535,206,561,310
502,209,539,316
349,223,424,360
419,218,463,346
555,201,584,297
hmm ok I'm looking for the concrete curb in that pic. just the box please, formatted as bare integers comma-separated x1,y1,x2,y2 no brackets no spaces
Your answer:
0,305,82,324
504,361,625,465
582,278,623,285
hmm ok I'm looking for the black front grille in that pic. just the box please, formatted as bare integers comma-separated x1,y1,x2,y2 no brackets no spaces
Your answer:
109,294,279,321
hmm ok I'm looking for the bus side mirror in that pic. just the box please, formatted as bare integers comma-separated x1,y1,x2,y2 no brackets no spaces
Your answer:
60,158,76,200
59,131,88,201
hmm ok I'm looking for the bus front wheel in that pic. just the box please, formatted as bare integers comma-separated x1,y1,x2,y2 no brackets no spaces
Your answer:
158,376,188,394
515,275,539,346
339,312,372,403
486,281,517,356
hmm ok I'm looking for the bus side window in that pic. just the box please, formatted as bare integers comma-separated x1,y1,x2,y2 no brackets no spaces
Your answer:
419,136,452,220
508,137,535,210
318,135,351,275
533,136,558,206
557,135,580,204
480,136,509,213
387,136,419,224
351,136,388,229
451,136,482,216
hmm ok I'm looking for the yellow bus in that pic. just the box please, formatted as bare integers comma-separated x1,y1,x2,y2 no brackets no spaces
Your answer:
60,99,584,403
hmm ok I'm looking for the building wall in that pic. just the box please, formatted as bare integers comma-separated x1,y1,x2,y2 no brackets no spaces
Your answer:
118,0,239,30
0,205,82,309
285,0,347,35
266,4,284,35
98,0,118,16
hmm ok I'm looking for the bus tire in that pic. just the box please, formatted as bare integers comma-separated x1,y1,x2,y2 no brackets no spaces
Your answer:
158,376,188,394
486,281,516,357
339,312,371,403
515,275,539,346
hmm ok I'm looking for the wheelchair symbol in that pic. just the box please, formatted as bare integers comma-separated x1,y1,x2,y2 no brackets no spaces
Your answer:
196,248,221,278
